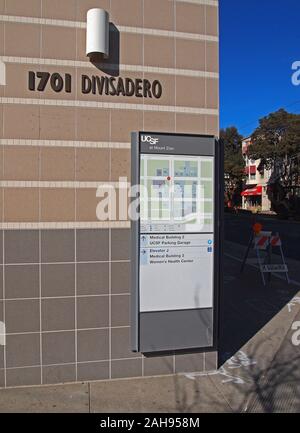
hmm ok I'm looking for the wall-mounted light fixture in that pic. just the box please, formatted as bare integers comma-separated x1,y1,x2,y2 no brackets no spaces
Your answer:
86,8,109,59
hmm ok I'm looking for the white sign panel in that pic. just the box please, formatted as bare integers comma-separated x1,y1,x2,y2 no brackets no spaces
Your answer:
139,234,214,312
139,154,215,313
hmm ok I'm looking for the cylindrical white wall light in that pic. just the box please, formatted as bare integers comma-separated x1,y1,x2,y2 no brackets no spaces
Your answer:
86,8,109,58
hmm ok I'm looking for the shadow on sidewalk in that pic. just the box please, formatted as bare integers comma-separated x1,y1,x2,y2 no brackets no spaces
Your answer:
219,255,299,366
244,333,300,413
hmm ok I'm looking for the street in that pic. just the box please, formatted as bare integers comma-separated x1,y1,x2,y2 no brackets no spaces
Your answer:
209,216,300,411
220,241,299,360
225,213,300,261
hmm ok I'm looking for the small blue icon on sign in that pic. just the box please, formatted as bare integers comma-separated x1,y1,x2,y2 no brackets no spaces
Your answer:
141,235,148,247
207,247,213,253
208,240,213,245
140,249,148,265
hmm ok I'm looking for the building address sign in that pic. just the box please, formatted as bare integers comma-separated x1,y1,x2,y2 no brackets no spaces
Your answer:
28,71,163,99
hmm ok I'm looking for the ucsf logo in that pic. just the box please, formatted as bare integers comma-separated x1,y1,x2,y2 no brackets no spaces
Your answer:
141,135,159,145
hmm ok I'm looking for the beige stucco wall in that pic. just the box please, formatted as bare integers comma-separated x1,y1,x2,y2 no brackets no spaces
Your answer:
0,0,219,388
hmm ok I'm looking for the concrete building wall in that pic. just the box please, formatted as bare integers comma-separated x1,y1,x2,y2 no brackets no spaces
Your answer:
0,0,219,388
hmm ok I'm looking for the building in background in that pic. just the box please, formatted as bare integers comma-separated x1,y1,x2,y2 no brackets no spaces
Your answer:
241,137,272,212
0,0,219,388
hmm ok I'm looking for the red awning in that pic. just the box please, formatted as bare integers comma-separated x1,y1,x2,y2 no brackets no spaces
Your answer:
241,185,262,197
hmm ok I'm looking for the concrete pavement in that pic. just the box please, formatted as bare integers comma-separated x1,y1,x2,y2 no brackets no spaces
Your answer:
0,240,299,413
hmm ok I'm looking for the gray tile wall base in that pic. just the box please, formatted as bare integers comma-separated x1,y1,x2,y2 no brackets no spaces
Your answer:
0,354,218,389
0,228,218,388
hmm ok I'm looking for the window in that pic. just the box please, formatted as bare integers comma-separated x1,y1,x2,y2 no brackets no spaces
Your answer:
250,165,256,180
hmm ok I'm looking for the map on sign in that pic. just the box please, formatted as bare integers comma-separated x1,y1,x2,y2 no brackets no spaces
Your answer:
140,155,214,233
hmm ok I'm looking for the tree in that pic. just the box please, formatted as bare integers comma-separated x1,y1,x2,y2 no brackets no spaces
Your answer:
221,126,244,181
249,109,300,170
220,127,245,204
249,109,300,218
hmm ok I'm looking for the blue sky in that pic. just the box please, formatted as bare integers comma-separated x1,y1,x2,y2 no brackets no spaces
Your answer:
220,0,300,137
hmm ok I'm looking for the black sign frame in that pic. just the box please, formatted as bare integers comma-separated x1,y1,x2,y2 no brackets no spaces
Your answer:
131,131,223,355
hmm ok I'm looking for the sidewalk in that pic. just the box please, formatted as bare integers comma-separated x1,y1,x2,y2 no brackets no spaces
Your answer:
0,243,299,413
213,242,300,412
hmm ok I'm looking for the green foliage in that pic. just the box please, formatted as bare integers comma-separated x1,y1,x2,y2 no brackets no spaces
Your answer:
249,109,300,169
220,126,245,184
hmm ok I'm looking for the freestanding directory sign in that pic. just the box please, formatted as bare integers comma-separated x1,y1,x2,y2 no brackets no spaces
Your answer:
131,132,222,353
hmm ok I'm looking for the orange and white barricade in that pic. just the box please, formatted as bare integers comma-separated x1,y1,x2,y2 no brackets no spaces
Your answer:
254,231,272,250
270,235,281,247
241,227,290,286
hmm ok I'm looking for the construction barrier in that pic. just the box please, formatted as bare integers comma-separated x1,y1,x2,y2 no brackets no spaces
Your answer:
241,225,290,286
